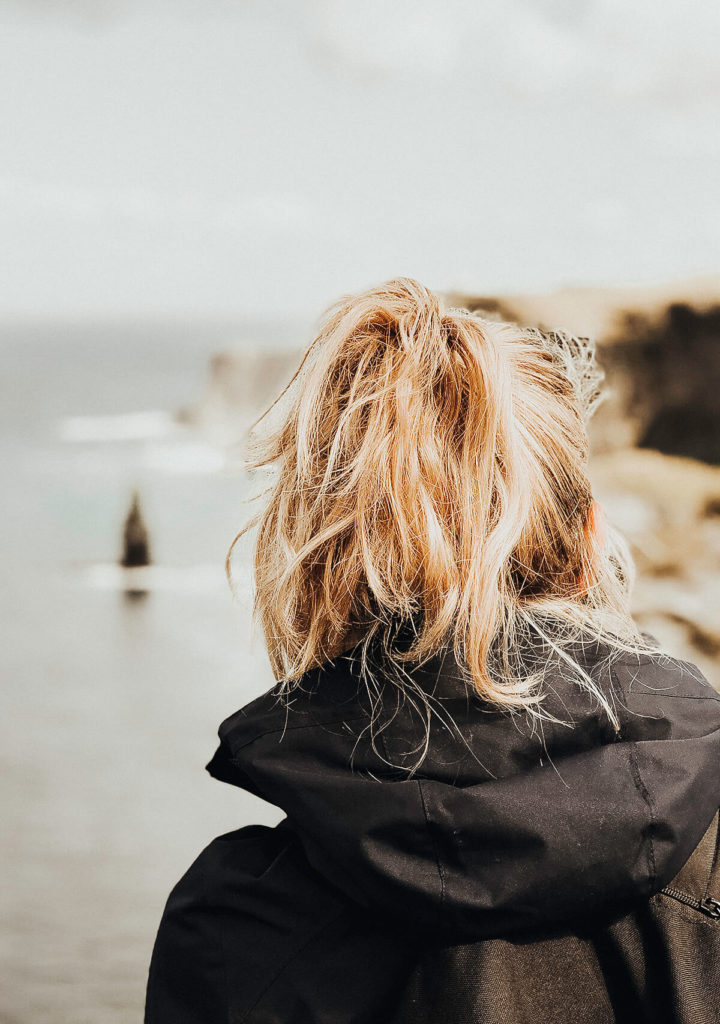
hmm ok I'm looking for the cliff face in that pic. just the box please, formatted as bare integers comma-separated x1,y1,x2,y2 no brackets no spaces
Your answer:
587,448,720,682
607,302,720,465
178,347,303,449
448,275,720,348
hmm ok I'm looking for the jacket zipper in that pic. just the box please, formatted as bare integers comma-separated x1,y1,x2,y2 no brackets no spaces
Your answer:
661,886,720,919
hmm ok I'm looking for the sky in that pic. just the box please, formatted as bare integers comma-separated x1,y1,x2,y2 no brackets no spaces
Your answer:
0,0,718,321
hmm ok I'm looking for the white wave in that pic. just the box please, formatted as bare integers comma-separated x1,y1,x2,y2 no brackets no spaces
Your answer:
77,562,233,596
56,411,231,475
140,440,227,475
58,410,180,443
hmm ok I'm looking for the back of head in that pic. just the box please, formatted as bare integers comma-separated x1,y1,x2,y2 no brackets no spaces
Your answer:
228,277,663,742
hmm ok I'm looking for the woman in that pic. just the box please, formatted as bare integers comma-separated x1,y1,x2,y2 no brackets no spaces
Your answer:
145,278,720,1023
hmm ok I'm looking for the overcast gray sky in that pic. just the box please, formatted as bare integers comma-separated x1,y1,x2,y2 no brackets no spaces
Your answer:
1,0,718,320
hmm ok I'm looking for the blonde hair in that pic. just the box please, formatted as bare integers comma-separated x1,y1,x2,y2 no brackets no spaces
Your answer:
227,278,667,768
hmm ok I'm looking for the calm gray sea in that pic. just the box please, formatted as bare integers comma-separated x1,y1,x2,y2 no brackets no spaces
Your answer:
1,322,290,1024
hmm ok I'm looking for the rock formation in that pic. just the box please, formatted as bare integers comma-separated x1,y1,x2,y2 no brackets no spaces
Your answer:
120,489,151,568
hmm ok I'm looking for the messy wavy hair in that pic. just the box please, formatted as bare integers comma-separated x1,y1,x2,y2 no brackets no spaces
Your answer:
226,277,667,757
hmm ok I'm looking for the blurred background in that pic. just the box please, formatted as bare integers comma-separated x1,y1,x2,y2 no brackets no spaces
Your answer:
2,2,719,1021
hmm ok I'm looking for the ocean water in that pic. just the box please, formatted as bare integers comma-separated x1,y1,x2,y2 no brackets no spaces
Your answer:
1,322,289,1023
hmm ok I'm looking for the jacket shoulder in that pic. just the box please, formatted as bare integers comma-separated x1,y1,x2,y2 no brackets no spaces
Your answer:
145,821,417,1024
145,823,345,1023
609,651,720,741
611,648,720,699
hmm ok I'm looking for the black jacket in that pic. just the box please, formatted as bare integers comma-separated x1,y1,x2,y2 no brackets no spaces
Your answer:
145,631,720,1023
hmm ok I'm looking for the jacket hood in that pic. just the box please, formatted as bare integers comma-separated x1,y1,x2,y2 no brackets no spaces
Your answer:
206,631,720,942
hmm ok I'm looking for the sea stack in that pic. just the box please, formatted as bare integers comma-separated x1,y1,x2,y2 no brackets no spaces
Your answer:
121,489,151,568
